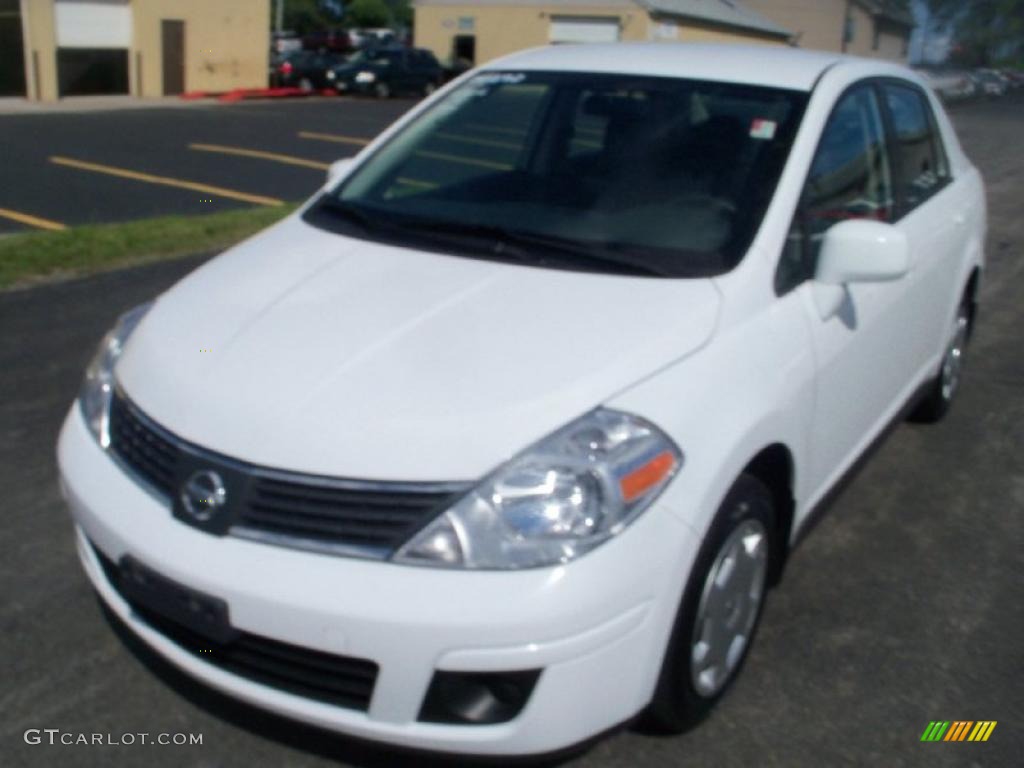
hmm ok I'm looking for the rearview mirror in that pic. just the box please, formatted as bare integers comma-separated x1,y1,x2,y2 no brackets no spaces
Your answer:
326,158,355,187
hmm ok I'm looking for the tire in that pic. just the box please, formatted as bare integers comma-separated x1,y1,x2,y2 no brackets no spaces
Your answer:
423,81,438,97
298,77,314,93
644,474,775,733
375,82,391,100
909,296,972,423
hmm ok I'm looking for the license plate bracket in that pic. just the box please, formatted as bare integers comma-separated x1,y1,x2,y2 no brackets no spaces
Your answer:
118,556,240,645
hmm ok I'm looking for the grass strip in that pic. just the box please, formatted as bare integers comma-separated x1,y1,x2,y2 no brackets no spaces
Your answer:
0,205,297,290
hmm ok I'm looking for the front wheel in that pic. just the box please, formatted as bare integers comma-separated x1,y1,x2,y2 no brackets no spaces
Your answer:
644,474,775,732
909,298,971,423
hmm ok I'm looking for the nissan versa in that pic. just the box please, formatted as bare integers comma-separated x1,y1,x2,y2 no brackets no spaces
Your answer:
58,44,985,755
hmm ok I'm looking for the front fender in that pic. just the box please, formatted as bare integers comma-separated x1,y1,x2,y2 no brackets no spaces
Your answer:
607,295,815,546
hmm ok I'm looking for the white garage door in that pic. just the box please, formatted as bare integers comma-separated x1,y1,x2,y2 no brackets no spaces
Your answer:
549,16,621,45
55,0,133,49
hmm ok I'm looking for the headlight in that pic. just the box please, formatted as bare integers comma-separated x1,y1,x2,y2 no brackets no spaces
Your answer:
355,70,377,84
326,70,336,80
394,409,681,570
78,302,153,447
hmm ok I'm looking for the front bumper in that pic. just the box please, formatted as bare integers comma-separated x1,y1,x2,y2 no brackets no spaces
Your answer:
58,406,698,755
335,80,377,95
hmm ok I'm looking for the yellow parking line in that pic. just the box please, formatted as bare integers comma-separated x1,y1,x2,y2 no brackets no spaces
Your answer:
298,131,372,147
433,132,521,151
413,150,513,171
189,143,329,171
0,207,66,231
466,122,527,137
50,156,284,207
396,177,439,189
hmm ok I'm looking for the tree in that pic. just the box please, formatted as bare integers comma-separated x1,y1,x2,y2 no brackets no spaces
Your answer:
390,0,413,28
346,0,392,28
926,0,1024,66
273,0,345,34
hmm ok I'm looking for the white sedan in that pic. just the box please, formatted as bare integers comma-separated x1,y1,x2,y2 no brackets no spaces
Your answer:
58,43,985,756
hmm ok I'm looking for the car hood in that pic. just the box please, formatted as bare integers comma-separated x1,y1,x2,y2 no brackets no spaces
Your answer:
117,216,721,481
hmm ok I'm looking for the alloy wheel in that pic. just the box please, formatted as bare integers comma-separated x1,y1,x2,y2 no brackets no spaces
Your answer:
690,517,768,697
941,306,970,401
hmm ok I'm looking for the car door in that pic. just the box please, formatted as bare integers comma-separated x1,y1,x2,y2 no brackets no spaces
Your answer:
877,81,963,378
780,83,920,501
388,51,411,93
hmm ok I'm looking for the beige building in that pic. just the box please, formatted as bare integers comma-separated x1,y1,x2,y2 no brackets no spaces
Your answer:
744,0,913,61
413,0,793,69
413,0,915,70
3,0,269,101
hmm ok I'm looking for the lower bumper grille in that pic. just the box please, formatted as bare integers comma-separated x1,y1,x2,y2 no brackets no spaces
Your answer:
92,542,379,712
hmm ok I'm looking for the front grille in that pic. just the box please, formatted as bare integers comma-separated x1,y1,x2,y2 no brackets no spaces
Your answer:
108,394,178,497
240,476,459,551
93,544,379,711
106,389,468,557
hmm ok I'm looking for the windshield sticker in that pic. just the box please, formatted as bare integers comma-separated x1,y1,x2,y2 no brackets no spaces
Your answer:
474,72,527,86
750,119,777,140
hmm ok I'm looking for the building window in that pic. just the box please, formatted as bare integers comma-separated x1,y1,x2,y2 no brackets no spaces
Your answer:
843,15,856,45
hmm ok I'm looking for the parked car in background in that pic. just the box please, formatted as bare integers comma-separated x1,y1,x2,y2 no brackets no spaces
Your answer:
975,70,1007,97
917,69,975,102
328,47,443,98
272,31,303,55
302,28,354,54
273,50,345,91
60,44,986,757
349,28,397,49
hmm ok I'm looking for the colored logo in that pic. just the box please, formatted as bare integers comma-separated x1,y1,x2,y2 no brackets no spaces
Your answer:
921,721,997,742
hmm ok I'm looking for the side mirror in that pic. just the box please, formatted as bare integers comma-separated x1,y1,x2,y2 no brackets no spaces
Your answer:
812,219,909,320
326,158,355,187
816,219,909,285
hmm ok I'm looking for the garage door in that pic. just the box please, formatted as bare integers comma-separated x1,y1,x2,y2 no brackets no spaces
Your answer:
0,0,26,96
549,16,621,45
54,0,132,96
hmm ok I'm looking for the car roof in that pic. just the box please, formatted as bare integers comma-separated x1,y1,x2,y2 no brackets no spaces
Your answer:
484,43,857,92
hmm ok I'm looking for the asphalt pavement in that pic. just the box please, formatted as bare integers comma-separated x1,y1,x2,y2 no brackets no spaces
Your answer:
0,97,413,233
0,95,1021,767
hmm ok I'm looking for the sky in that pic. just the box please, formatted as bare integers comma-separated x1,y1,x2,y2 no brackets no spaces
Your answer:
908,0,953,64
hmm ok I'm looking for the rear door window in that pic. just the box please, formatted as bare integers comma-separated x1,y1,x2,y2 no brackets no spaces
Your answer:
881,83,950,213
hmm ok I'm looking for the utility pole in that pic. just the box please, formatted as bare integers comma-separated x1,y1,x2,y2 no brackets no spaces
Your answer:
275,0,285,34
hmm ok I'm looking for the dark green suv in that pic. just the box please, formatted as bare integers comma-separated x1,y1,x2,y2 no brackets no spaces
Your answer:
328,48,444,99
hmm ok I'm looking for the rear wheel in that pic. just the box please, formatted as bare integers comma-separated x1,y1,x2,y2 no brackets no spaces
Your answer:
423,80,438,97
910,297,971,423
375,81,391,99
298,77,314,92
644,474,775,732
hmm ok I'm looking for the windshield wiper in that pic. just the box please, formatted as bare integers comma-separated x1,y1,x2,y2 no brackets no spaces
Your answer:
313,199,671,277
397,218,671,277
496,228,672,277
315,197,380,232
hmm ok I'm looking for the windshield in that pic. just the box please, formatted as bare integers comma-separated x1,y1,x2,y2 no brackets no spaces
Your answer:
305,71,808,277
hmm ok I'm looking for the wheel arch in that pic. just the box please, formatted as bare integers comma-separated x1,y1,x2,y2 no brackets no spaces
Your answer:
964,266,981,338
741,443,795,586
